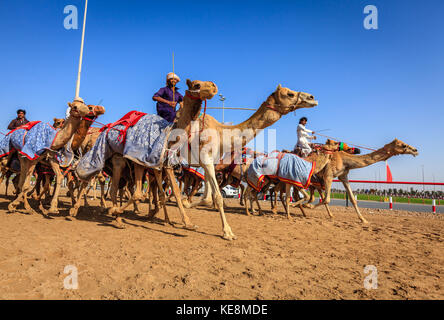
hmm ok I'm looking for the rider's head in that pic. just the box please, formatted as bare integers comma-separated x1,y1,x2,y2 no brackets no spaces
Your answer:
299,117,307,125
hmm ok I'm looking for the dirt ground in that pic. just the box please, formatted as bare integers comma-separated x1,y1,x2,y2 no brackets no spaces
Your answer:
0,185,442,300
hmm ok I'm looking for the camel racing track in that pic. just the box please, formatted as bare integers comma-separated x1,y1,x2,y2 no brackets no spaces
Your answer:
0,0,443,307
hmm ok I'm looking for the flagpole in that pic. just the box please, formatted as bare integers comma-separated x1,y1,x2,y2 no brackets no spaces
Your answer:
75,0,88,98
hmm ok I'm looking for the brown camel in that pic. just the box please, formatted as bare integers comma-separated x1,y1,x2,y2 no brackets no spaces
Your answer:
7,99,100,214
185,85,318,240
301,138,418,223
243,146,336,218
70,80,218,230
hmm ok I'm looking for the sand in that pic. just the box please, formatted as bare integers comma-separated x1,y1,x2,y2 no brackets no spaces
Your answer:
0,186,442,300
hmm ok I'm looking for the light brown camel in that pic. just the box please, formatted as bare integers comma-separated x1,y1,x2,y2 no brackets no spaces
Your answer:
33,107,106,215
70,80,218,230
185,85,318,240
7,99,99,214
301,138,418,223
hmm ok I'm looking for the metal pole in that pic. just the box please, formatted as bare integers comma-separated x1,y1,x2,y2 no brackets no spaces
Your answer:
75,0,88,98
422,165,425,192
222,99,225,123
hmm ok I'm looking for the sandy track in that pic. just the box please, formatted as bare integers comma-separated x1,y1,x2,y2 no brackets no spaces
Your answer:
0,187,442,300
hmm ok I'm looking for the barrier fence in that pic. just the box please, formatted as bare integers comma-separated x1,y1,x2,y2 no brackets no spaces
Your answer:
331,179,443,213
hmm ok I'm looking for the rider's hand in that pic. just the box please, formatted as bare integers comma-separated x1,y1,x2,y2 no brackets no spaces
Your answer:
313,136,317,140
169,101,177,107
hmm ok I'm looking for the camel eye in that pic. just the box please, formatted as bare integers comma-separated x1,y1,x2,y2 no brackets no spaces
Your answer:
287,92,294,98
194,84,201,90
402,144,407,148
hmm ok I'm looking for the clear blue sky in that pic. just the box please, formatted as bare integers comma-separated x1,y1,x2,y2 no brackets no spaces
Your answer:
0,0,443,185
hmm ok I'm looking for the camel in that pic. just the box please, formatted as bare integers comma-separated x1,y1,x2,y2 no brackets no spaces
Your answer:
70,79,218,230
243,146,336,218
300,138,418,223
32,107,106,215
184,85,318,240
7,99,102,215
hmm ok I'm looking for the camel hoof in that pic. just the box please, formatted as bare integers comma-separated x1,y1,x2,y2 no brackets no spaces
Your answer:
182,199,192,209
223,233,237,241
48,207,59,215
115,219,126,229
184,224,198,231
7,204,17,213
69,208,78,217
361,219,369,224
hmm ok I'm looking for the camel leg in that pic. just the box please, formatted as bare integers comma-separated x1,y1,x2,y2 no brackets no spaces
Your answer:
243,186,252,216
5,173,12,196
8,158,34,213
108,157,126,217
164,168,197,230
340,176,368,223
239,183,245,206
201,160,236,240
188,179,202,204
68,174,77,206
318,189,334,219
19,160,39,215
47,159,63,214
153,170,172,225
113,164,144,227
69,181,88,217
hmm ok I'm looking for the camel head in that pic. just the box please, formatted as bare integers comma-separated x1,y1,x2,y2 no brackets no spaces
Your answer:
384,139,418,157
67,98,106,119
185,79,218,100
53,118,65,129
271,84,318,115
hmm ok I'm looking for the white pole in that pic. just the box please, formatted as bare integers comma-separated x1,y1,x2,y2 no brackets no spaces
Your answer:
75,0,88,98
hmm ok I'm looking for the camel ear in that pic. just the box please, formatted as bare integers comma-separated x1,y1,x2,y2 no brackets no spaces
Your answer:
53,118,57,122
276,84,282,91
186,79,193,89
68,102,72,108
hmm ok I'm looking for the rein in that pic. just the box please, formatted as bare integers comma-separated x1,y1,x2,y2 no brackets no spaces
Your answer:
315,133,377,151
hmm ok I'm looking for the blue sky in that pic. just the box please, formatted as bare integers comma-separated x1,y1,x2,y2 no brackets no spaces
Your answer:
0,0,443,185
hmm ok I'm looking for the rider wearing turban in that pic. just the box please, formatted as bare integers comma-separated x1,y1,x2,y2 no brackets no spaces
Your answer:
152,72,183,123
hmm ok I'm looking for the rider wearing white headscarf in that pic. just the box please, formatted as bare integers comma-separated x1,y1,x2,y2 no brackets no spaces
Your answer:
295,117,316,157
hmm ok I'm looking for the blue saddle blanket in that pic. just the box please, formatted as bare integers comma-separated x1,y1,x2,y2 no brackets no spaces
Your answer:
0,122,73,167
75,113,183,181
247,151,315,191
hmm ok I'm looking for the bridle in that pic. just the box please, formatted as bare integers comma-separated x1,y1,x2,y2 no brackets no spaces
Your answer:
266,91,301,116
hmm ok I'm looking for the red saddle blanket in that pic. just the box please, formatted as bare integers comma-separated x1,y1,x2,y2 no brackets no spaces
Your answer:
6,121,42,136
100,111,147,143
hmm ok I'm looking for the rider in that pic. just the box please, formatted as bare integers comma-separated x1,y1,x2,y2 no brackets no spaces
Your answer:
295,117,316,157
152,72,183,123
7,109,29,130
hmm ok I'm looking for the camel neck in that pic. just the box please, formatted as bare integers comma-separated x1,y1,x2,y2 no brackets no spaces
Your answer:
71,118,95,151
174,93,202,132
341,148,392,169
50,116,81,150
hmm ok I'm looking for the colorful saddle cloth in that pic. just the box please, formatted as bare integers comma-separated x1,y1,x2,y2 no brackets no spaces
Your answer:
0,121,74,166
0,121,58,161
75,113,183,181
247,151,315,192
183,165,205,180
